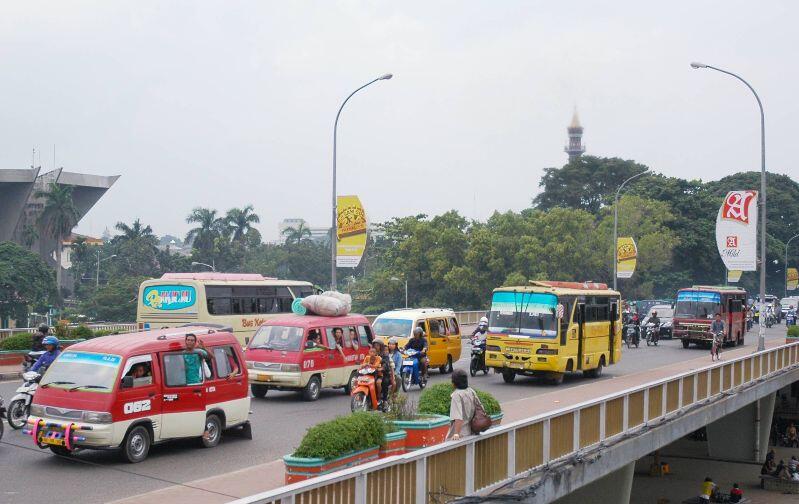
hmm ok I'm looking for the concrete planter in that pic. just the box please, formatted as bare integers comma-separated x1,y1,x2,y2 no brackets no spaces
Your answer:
379,430,407,459
490,412,503,427
390,414,450,450
283,446,380,484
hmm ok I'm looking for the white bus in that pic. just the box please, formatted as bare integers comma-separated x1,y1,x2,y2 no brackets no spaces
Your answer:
136,273,316,345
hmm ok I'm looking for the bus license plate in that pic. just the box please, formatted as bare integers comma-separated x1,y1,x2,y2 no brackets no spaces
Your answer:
509,362,524,369
403,360,415,366
506,347,531,354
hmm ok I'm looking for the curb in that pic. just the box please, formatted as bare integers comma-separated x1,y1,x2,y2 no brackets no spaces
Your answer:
0,371,21,382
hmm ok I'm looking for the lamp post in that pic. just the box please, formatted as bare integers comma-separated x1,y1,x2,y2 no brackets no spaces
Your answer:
191,261,215,272
613,170,650,290
331,73,393,290
691,62,767,351
390,276,408,308
786,234,799,298
96,251,117,288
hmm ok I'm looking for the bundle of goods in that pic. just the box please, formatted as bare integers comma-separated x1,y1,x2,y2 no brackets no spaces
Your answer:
292,291,352,317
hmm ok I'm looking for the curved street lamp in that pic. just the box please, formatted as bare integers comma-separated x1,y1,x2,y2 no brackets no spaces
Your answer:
613,170,650,290
691,62,767,351
191,261,215,272
331,74,393,290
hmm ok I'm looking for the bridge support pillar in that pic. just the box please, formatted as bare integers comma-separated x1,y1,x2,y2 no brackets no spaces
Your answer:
706,392,775,463
552,461,634,504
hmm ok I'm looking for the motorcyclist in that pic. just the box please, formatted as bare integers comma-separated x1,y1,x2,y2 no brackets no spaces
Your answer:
648,311,661,342
387,337,403,393
404,327,429,378
32,324,48,352
786,306,796,326
31,336,60,373
471,317,488,341
373,340,393,404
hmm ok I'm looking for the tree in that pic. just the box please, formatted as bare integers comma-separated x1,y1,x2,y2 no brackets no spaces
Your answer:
21,224,38,249
225,205,261,244
112,219,160,277
186,208,225,263
80,276,145,322
35,183,79,295
282,223,312,246
0,241,56,324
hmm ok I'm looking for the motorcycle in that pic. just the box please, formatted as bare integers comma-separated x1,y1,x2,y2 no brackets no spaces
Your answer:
22,351,45,372
624,324,640,349
400,349,427,392
8,371,40,429
786,312,796,327
469,338,488,376
645,323,660,347
765,313,774,328
350,366,381,412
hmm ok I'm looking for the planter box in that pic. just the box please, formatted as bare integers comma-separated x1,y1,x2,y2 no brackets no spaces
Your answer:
379,430,407,459
391,414,450,450
490,412,503,427
283,446,379,484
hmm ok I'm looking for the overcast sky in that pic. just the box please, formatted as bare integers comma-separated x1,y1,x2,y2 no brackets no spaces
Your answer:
1,1,796,242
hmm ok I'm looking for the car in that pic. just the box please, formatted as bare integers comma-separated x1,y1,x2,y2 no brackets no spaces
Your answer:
642,304,674,339
26,326,251,463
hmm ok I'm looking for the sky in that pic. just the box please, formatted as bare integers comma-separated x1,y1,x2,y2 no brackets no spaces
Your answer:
0,1,796,242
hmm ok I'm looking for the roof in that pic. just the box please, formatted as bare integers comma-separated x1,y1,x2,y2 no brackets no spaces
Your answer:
161,273,275,281
67,326,238,356
375,308,456,320
682,286,747,294
62,233,103,245
494,282,620,296
260,314,369,328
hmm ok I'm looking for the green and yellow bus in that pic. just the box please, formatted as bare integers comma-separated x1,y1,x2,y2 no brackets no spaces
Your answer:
484,281,622,385
136,273,316,345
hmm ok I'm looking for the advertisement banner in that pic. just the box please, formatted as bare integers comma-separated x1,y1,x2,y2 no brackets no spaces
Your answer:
727,270,742,283
336,195,367,268
616,237,637,279
788,267,799,291
715,190,758,271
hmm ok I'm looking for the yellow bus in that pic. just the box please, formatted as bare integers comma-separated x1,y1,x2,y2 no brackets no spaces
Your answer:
484,281,622,385
136,273,316,345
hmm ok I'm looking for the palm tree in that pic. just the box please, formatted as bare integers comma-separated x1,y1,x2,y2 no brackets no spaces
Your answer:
282,223,312,246
185,208,224,253
21,224,39,248
226,205,260,243
115,219,155,242
36,183,79,293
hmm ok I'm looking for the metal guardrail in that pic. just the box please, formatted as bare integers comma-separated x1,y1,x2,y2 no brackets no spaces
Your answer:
230,341,799,504
0,323,136,341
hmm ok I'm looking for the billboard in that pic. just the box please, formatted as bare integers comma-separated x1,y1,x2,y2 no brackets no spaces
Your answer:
726,270,742,283
616,237,637,279
788,267,798,291
336,195,367,268
715,190,758,271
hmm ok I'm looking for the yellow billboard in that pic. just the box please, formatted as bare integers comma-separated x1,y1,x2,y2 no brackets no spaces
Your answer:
788,267,798,291
336,195,367,268
727,270,742,283
616,237,637,279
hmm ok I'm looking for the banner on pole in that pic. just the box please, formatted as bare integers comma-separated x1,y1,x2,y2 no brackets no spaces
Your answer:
336,195,367,268
616,237,637,279
715,190,758,271
788,267,798,291
727,270,742,283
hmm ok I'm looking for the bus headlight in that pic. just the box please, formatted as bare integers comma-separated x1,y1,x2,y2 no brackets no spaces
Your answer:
82,411,113,423
29,404,45,417
486,345,501,352
536,348,558,355
246,361,255,369
281,364,300,372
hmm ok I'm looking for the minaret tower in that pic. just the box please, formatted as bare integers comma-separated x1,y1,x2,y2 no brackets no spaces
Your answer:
564,109,586,161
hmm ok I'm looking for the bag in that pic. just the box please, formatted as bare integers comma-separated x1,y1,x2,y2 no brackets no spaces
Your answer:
468,389,492,434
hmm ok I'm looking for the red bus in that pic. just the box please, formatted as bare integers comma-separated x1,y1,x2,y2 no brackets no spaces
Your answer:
672,286,747,349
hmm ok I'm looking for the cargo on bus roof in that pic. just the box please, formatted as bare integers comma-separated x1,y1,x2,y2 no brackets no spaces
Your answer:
160,272,277,281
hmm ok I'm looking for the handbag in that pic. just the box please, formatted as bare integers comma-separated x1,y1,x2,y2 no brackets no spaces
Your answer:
468,389,492,434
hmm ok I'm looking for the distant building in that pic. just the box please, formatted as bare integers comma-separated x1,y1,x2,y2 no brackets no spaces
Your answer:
0,167,119,292
564,109,586,161
277,218,329,244
59,233,103,270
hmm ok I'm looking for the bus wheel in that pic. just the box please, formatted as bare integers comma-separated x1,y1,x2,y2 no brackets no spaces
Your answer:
121,425,151,463
737,334,744,346
548,373,565,385
302,376,321,401
439,356,453,374
681,339,690,349
502,370,516,384
585,361,603,378
250,384,268,398
344,371,357,394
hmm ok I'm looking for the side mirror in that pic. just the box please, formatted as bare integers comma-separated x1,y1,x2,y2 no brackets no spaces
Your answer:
121,376,134,389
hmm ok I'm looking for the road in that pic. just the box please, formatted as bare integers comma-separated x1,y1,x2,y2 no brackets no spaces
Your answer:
0,325,788,504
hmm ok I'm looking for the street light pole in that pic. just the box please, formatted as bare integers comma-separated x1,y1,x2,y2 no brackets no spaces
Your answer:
96,251,117,288
786,234,799,298
691,62,767,351
613,170,649,291
191,261,216,272
390,276,408,308
331,73,393,291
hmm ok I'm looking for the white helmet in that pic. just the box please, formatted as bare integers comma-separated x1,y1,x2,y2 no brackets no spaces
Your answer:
479,316,488,325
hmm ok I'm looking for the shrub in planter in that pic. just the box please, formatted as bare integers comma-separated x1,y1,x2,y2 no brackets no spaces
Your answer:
418,382,502,417
788,326,799,338
71,325,94,339
0,333,34,351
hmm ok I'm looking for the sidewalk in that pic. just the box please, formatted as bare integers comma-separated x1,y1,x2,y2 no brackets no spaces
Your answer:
111,337,791,503
0,364,21,382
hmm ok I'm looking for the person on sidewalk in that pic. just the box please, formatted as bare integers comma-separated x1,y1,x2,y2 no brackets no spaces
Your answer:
448,369,478,440
698,476,715,502
729,482,743,503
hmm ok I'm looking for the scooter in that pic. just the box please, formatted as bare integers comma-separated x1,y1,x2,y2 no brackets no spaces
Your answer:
22,351,45,372
469,338,488,376
624,324,640,348
350,366,380,412
8,371,40,429
400,349,427,392
765,313,775,328
645,323,660,347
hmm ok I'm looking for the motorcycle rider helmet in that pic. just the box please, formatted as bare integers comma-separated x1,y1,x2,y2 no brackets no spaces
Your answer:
388,337,398,345
479,316,488,325
38,324,49,334
413,327,424,337
42,336,59,347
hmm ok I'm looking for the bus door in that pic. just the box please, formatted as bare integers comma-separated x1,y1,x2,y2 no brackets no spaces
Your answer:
609,301,618,364
576,303,586,370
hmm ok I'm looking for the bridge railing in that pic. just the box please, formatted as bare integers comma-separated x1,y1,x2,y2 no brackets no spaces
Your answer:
230,340,799,504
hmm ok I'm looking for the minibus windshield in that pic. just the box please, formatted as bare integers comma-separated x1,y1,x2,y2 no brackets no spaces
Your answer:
488,291,558,338
372,318,413,338
40,351,121,392
674,291,721,319
250,325,305,351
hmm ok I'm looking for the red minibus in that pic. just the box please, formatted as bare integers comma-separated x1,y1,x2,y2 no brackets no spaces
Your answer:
673,286,747,349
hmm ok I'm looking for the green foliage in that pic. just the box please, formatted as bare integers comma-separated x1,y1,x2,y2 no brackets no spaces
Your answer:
54,321,70,339
36,183,79,292
0,333,34,351
92,329,117,337
788,326,799,337
71,325,94,339
0,241,56,323
80,276,146,322
383,392,417,422
418,382,502,417
292,412,388,460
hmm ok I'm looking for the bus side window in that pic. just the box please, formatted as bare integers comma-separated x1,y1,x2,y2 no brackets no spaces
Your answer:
357,325,372,346
449,317,459,335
